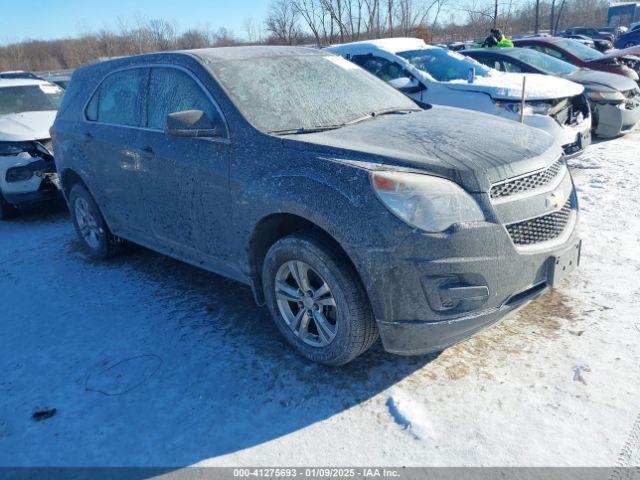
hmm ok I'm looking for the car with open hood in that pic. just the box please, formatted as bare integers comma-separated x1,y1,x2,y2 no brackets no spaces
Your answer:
463,47,640,137
0,78,62,219
53,46,580,365
328,38,591,158
513,36,640,83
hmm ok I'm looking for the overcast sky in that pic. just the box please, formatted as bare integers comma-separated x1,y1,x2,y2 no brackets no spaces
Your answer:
2,0,271,44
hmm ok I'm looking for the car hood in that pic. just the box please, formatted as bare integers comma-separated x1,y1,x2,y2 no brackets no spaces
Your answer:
592,51,640,63
0,111,57,142
610,46,640,57
282,106,562,193
564,68,637,91
443,72,584,101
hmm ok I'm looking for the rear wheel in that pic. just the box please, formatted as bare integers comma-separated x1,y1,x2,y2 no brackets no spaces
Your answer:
69,184,121,259
262,230,378,366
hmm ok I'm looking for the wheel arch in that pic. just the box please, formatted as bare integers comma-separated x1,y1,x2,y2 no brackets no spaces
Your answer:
248,212,369,310
60,168,89,199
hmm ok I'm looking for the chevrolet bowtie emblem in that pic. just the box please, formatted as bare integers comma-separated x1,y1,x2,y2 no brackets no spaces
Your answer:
545,191,563,210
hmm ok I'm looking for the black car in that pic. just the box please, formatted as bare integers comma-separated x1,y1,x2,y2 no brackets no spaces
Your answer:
463,47,640,137
52,47,580,365
560,34,612,52
558,27,615,44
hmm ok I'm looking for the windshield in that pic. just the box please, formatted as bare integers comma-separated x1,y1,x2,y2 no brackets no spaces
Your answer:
0,84,63,115
207,54,418,133
508,49,579,75
398,48,491,82
556,39,604,61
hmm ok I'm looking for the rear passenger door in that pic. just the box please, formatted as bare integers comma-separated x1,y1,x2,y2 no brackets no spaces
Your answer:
83,67,151,237
141,66,230,263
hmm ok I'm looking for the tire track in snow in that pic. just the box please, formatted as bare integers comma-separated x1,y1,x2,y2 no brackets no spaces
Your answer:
610,413,640,479
610,313,640,479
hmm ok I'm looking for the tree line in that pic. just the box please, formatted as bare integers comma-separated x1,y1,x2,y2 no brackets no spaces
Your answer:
0,0,608,73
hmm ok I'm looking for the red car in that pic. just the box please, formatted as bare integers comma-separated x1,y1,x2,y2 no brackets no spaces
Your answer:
513,37,639,83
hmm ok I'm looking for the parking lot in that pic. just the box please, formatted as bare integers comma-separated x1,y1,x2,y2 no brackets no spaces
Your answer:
0,124,638,467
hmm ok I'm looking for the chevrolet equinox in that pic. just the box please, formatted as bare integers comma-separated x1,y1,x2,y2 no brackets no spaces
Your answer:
53,47,581,365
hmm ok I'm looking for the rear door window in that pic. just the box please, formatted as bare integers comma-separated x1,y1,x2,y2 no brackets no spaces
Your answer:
89,68,146,127
147,67,225,133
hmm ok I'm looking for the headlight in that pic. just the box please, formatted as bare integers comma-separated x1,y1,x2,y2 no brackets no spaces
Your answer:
6,165,34,183
588,90,625,103
494,100,553,116
371,171,485,233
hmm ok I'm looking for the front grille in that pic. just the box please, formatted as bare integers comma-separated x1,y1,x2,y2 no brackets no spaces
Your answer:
505,198,574,246
490,158,564,199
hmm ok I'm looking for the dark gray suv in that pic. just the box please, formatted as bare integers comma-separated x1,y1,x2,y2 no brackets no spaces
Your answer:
53,47,581,365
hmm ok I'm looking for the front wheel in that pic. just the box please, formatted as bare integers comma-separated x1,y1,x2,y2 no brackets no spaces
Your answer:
0,194,15,220
262,230,378,366
69,184,121,259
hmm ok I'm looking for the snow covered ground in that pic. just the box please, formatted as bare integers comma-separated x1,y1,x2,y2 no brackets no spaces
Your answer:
1,128,639,468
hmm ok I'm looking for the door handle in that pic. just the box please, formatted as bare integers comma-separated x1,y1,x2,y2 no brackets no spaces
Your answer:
140,146,154,155
81,132,93,142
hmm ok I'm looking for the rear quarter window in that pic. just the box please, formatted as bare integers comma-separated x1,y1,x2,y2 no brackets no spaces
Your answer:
85,68,147,127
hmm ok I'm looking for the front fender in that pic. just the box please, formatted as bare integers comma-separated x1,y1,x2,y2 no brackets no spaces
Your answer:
234,161,412,319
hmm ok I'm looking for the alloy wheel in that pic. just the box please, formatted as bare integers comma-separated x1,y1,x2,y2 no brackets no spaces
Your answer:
274,260,338,347
74,197,102,249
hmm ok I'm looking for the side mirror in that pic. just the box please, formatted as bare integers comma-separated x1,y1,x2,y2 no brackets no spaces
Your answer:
388,76,423,94
165,110,224,138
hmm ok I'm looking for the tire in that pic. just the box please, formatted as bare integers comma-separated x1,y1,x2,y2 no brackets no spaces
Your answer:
0,193,15,220
68,184,121,259
262,229,378,366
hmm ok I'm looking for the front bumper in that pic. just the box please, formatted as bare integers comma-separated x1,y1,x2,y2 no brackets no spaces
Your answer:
593,102,640,138
357,165,580,356
377,236,581,355
2,173,61,206
0,155,61,207
523,114,591,158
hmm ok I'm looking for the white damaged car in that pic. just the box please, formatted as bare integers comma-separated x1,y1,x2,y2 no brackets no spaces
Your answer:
0,78,62,219
328,38,592,157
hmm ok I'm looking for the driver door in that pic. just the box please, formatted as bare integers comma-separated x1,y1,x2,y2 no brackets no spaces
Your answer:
140,66,231,263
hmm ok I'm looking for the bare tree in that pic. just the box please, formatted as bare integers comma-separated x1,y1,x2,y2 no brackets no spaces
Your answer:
243,17,263,43
266,0,301,44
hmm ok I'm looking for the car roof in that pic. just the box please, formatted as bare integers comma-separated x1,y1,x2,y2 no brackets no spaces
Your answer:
328,37,432,54
464,47,521,55
77,46,330,77
0,78,55,88
183,45,327,63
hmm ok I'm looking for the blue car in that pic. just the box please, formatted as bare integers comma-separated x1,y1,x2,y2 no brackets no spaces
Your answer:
615,29,640,49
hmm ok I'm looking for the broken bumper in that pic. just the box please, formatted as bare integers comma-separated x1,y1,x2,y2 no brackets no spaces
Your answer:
1,156,62,207
2,174,62,206
523,114,591,158
593,103,640,138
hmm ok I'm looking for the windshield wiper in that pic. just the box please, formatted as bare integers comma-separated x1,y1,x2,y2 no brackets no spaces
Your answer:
269,124,346,136
269,108,421,136
345,107,421,126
